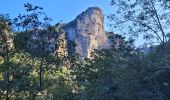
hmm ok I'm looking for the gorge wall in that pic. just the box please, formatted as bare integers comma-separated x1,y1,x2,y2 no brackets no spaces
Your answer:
62,7,110,58
14,7,113,58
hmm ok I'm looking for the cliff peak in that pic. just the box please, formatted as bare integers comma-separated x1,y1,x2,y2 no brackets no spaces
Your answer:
63,7,110,58
76,6,103,20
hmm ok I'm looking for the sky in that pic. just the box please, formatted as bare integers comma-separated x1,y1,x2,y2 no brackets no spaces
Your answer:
0,0,113,28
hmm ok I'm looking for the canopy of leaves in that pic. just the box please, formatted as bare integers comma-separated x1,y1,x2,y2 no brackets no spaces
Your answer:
109,0,170,45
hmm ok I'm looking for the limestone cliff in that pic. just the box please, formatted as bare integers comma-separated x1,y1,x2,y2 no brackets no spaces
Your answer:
63,7,110,58
15,7,111,58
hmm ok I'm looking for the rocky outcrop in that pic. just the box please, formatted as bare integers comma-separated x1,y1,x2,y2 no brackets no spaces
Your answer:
28,27,68,57
15,7,112,58
0,24,13,52
54,28,68,57
63,7,110,58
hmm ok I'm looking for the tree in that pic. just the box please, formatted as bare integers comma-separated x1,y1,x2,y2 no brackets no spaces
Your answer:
70,35,143,100
0,14,14,100
142,41,170,100
109,0,170,45
13,3,53,99
12,3,77,100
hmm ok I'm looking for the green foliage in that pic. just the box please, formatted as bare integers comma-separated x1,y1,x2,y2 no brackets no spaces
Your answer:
72,41,142,100
71,38,170,100
1,1,170,100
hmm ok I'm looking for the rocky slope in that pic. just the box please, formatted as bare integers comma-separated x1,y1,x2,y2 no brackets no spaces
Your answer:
63,7,110,58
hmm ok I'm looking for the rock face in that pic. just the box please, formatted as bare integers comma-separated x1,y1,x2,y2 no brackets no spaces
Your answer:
63,7,110,58
0,21,13,53
28,27,68,57
55,28,68,57
16,7,111,58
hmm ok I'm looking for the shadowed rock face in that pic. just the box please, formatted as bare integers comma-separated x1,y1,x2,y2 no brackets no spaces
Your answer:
63,7,110,58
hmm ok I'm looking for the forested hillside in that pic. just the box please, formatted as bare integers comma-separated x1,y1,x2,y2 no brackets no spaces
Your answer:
0,1,170,100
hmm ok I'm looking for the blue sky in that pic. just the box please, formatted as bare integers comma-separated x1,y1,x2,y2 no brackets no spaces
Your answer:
0,0,113,28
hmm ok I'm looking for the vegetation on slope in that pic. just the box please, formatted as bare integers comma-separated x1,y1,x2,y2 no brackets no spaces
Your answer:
0,1,170,100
